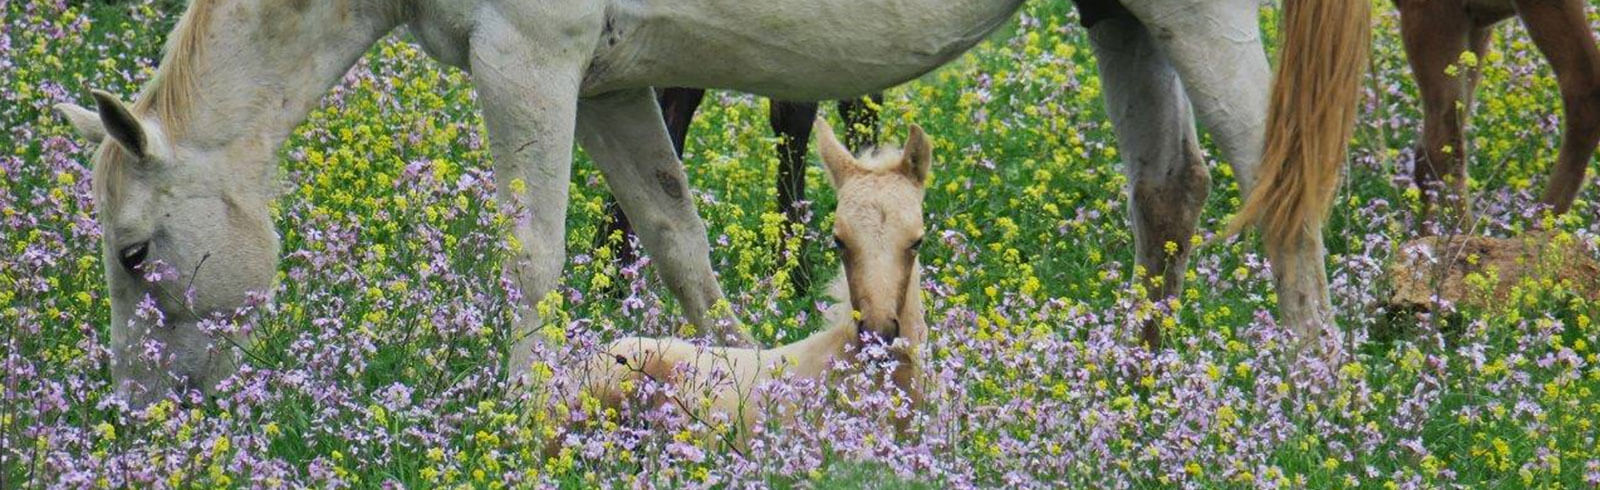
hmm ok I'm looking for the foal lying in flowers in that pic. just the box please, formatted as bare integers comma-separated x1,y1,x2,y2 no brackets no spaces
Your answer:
572,119,934,443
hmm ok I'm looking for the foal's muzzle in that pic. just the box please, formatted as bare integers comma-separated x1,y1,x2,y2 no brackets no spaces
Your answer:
856,318,901,346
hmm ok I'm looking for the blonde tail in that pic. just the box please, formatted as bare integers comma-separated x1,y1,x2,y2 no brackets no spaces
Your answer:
1230,0,1371,254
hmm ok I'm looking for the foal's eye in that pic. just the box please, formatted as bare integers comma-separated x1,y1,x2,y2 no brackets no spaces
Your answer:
833,236,847,250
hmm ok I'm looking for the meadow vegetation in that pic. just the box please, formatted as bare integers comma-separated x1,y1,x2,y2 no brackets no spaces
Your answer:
3,0,1599,487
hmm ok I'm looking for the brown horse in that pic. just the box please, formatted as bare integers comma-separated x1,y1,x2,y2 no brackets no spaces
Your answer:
1398,0,1600,218
596,89,883,294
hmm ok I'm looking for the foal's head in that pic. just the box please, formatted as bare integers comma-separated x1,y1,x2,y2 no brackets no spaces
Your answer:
816,119,932,346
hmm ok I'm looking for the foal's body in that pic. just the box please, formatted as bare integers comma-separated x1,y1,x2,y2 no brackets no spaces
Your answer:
588,266,924,436
1397,0,1600,216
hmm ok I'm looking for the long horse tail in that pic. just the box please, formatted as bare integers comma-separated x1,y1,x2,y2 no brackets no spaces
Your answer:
1229,0,1371,253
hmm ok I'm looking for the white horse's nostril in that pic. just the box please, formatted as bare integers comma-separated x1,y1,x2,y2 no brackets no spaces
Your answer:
119,241,150,273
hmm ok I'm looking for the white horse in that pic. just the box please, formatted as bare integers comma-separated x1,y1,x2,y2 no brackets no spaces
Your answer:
54,0,1367,406
573,120,930,444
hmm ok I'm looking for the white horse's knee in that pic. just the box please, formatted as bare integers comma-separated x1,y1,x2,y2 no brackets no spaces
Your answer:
1130,160,1209,226
636,214,709,262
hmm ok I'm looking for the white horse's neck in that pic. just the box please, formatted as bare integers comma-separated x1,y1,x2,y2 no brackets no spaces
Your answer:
144,0,397,163
777,261,926,374
150,0,1025,153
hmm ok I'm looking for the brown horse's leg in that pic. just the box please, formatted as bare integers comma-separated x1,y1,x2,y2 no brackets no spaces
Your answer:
769,100,821,293
1398,0,1479,225
594,88,706,271
1088,12,1209,350
1463,24,1496,110
837,93,884,152
1514,0,1600,214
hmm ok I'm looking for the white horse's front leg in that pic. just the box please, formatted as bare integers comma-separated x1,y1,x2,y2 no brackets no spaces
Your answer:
576,88,756,347
469,10,597,372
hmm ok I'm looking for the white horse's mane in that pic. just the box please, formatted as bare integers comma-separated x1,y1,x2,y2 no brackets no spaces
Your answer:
135,0,217,136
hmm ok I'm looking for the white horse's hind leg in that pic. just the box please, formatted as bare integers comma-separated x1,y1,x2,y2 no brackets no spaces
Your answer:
1127,0,1339,352
575,88,756,348
469,11,595,373
1089,14,1209,348
1123,0,1270,191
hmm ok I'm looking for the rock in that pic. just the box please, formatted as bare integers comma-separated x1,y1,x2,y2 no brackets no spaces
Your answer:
1387,233,1600,311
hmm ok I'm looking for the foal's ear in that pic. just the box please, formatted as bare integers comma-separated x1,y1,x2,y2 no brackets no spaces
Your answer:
88,89,149,159
815,118,858,187
55,102,108,142
899,124,933,184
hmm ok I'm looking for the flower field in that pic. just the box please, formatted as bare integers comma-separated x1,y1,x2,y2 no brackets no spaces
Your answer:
4,0,1600,487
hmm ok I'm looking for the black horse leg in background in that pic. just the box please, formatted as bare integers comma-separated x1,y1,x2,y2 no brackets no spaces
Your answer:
596,88,882,296
768,100,822,293
658,88,708,156
767,93,882,294
836,93,884,153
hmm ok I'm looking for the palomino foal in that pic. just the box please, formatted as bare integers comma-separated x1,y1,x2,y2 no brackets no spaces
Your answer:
578,120,931,440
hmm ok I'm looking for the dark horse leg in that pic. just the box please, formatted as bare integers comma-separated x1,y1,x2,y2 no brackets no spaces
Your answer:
769,101,822,294
600,88,882,295
768,94,882,293
595,88,705,272
771,95,882,221
1514,0,1600,213
1397,0,1509,227
837,93,885,153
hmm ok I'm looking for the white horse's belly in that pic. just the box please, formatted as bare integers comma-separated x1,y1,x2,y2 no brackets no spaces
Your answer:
406,0,479,69
582,0,1023,100
401,0,1020,99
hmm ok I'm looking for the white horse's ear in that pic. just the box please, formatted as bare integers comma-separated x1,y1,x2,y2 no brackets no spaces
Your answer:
815,118,857,187
89,89,148,158
900,124,933,184
54,103,109,142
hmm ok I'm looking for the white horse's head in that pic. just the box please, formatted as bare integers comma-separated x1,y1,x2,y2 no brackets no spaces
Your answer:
51,0,396,407
815,119,932,347
57,88,280,406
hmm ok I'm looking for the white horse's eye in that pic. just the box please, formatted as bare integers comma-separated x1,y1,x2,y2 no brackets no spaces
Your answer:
118,241,150,273
909,237,924,250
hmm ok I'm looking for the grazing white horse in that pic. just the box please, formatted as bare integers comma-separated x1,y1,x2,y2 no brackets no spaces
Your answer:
575,120,930,443
54,0,1367,406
